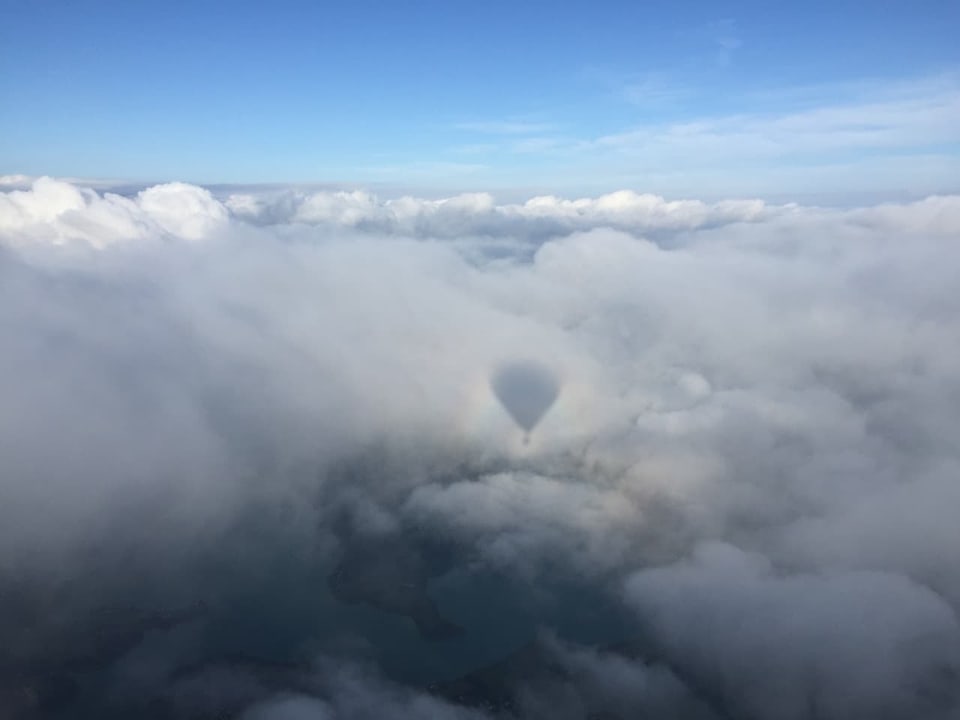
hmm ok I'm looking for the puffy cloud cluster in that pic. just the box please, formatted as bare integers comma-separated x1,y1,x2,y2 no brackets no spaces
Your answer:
225,187,771,241
0,177,227,246
626,543,960,719
2,178,960,719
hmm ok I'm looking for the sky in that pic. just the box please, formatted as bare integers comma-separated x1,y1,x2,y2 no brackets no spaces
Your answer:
2,0,959,198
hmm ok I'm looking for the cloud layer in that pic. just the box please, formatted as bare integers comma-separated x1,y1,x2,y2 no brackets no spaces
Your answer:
2,178,959,719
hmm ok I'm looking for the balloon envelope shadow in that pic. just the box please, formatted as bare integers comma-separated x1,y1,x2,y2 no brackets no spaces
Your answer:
490,361,560,443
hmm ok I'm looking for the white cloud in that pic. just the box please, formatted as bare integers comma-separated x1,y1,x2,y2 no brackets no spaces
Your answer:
0,177,228,247
223,186,772,240
625,543,960,719
137,181,228,240
2,178,960,717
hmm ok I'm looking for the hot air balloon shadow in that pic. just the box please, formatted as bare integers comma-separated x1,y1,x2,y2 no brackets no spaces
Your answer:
490,361,560,444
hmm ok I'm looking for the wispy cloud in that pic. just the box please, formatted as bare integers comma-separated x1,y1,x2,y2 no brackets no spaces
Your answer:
577,65,692,110
620,73,691,108
455,120,557,135
706,18,741,66
358,160,489,179
592,80,960,160
434,72,960,198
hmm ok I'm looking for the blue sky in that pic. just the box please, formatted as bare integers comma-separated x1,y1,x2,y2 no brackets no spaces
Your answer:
2,0,958,198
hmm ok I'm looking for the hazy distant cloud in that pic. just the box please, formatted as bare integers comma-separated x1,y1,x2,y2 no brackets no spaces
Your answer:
2,177,776,250
223,186,772,242
0,174,34,190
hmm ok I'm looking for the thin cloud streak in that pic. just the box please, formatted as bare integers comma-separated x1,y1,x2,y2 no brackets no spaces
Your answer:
454,120,558,135
432,72,960,198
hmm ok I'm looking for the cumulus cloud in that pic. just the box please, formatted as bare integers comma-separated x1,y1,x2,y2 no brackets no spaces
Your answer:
625,543,960,720
224,185,771,241
1,178,959,718
0,177,227,247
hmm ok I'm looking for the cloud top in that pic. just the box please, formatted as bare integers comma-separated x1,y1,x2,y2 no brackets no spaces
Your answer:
1,178,959,718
